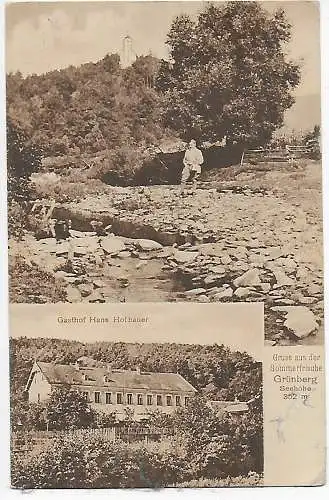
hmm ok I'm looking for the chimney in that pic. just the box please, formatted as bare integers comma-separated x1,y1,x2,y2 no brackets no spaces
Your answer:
74,361,79,371
136,366,141,375
106,364,112,374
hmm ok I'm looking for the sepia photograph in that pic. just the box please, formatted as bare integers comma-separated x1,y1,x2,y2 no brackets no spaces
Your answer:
6,1,323,344
9,303,263,488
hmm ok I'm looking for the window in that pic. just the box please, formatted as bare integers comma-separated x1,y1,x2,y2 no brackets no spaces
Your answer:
156,395,162,406
175,396,181,406
94,391,101,403
117,393,123,404
185,397,189,407
137,394,143,405
106,392,111,404
127,393,133,405
147,395,153,406
82,391,89,401
166,395,172,406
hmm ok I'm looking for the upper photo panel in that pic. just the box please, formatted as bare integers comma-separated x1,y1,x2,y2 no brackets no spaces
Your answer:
6,1,323,345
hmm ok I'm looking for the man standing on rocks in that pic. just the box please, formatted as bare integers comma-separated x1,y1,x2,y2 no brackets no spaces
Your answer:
181,139,204,184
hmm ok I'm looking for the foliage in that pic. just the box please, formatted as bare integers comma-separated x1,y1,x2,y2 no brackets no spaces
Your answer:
7,55,168,175
11,337,262,403
169,396,263,478
11,435,186,488
46,387,95,430
156,2,300,146
7,118,42,238
11,397,263,488
9,255,67,303
7,117,41,202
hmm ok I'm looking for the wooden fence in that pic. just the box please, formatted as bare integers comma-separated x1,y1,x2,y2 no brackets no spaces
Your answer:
240,145,313,167
12,425,163,455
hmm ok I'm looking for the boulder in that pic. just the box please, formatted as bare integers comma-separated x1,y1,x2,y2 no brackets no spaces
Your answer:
100,236,126,254
271,306,319,338
271,268,294,288
135,239,163,251
198,294,210,302
86,290,106,303
66,286,82,303
307,283,322,295
213,288,233,300
78,283,94,297
233,268,261,287
185,288,207,297
173,250,199,263
221,254,232,265
234,287,252,298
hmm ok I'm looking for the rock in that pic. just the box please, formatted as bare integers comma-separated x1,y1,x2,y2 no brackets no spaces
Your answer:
173,250,199,263
213,288,233,300
70,230,97,238
233,268,261,287
136,239,163,251
307,283,322,295
197,294,210,302
234,287,252,298
267,247,284,260
298,296,317,305
248,253,266,266
265,340,276,346
78,283,94,297
66,286,82,303
210,265,226,275
86,290,105,303
55,242,70,256
260,283,271,293
221,254,232,265
284,307,319,338
272,268,294,288
198,243,224,257
185,288,207,296
204,275,222,286
100,236,126,255
276,257,297,272
117,251,131,258
93,279,106,288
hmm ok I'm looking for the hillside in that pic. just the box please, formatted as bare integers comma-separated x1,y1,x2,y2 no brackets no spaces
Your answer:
10,336,261,404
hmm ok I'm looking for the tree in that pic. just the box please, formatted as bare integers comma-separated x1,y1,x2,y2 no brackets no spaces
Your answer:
156,2,300,146
7,117,41,202
46,387,94,430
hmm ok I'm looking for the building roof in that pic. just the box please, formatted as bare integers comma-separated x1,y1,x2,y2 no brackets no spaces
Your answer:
207,400,249,413
35,362,197,393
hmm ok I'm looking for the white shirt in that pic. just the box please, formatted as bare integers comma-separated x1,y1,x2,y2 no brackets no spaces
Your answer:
183,147,204,171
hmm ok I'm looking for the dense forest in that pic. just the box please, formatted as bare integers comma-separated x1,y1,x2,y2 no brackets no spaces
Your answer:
10,336,262,404
7,54,166,157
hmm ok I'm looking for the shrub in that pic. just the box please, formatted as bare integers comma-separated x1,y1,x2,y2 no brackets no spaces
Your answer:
9,255,66,303
11,436,186,489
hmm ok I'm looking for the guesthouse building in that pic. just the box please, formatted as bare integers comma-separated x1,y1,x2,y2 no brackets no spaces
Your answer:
25,359,197,421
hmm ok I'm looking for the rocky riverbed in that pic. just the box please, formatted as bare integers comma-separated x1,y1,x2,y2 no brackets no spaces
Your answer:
9,162,323,345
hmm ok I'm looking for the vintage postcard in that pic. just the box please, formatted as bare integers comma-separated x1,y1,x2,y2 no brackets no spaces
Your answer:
5,0,325,489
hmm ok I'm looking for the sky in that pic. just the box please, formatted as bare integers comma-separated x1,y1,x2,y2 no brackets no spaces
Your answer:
10,302,263,360
5,0,321,97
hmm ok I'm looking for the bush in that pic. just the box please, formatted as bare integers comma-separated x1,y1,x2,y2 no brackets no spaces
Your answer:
8,200,29,240
91,145,153,186
11,436,186,489
9,255,66,303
